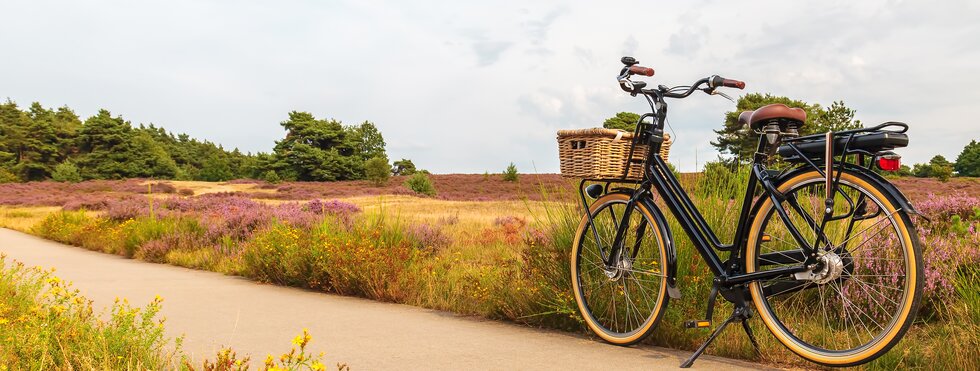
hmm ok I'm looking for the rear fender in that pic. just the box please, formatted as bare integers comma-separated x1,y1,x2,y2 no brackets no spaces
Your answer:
741,163,922,258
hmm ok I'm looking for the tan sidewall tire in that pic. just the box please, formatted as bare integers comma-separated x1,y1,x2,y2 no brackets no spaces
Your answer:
571,193,669,345
745,170,920,366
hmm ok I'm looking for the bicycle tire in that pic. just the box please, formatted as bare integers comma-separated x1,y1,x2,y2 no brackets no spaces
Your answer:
571,192,670,345
744,169,923,367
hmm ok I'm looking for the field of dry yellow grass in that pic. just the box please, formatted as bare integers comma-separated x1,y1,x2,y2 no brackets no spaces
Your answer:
0,206,62,232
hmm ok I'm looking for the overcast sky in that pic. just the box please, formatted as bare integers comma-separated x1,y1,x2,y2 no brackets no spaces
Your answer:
2,0,978,173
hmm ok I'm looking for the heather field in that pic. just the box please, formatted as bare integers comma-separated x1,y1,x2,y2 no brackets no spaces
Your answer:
1,174,978,370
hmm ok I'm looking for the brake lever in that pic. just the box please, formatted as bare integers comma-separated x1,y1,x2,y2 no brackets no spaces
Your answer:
707,88,735,103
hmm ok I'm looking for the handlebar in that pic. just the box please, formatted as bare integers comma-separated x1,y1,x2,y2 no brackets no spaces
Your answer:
617,57,746,100
709,75,745,89
628,65,655,76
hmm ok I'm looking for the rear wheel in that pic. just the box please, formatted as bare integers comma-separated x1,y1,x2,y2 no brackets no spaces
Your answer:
745,169,922,367
571,193,669,345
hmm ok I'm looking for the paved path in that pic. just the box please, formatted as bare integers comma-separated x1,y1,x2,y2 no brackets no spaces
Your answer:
0,228,768,370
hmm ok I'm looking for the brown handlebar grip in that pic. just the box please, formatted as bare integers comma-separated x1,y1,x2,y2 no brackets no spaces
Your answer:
628,65,655,77
722,78,745,89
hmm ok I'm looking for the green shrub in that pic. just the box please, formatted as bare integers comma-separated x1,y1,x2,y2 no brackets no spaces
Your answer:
503,163,519,182
697,160,749,199
951,215,970,237
404,172,436,196
0,168,19,183
364,156,392,186
262,170,282,184
51,161,83,182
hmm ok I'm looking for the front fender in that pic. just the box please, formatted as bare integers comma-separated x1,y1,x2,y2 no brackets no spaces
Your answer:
636,196,681,299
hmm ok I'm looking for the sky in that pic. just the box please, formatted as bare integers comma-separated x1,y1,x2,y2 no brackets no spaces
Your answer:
1,0,978,173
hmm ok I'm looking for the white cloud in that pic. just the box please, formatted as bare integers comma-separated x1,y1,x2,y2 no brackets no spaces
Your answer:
0,0,977,173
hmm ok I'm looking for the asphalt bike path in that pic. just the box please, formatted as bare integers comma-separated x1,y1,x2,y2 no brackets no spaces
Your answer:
0,228,771,370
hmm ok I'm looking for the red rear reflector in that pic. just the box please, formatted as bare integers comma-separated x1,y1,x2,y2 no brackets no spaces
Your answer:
878,155,901,171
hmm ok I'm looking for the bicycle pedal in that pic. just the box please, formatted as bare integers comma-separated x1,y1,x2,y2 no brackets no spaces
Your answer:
685,320,711,329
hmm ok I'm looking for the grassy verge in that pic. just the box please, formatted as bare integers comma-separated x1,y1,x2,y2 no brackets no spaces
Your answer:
15,174,980,369
0,254,345,370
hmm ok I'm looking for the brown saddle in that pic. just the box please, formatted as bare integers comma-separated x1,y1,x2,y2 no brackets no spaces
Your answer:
737,104,807,130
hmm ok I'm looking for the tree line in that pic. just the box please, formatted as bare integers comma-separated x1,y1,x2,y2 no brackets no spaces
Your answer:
0,100,418,183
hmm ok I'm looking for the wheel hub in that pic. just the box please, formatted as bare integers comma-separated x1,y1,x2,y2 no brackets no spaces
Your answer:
604,257,632,281
794,251,845,284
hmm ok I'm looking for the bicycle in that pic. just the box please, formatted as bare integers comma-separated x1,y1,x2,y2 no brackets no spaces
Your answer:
565,56,923,368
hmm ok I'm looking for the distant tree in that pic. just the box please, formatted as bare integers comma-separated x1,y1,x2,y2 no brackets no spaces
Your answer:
271,111,363,181
74,110,177,179
502,162,519,182
404,172,436,196
603,112,642,132
896,164,914,177
713,94,861,163
954,140,980,177
352,121,387,162
913,155,954,181
810,101,862,134
174,165,194,181
198,155,233,181
392,158,417,176
262,170,282,184
51,161,81,182
364,156,391,186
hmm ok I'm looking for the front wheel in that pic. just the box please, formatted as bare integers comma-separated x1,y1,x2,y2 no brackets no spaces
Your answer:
745,169,923,367
571,193,669,345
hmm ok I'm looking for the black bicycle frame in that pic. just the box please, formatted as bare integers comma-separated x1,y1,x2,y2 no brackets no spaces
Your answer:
593,90,821,289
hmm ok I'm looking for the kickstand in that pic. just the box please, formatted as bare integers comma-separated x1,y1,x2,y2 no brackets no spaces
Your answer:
680,306,759,368
741,317,763,359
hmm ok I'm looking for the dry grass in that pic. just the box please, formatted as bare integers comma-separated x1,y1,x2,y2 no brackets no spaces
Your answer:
153,180,277,196
0,206,61,232
339,195,556,224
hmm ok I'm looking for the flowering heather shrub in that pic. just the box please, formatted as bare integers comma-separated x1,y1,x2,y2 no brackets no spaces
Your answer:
0,179,151,207
405,223,451,252
137,239,174,263
914,193,980,220
143,182,177,194
61,197,111,211
305,199,362,215
239,174,574,202
106,196,156,221
437,214,460,226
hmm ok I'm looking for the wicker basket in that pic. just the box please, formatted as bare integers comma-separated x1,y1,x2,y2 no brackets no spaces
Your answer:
557,128,672,180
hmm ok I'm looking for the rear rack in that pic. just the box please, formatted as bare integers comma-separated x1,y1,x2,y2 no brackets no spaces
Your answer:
782,122,908,143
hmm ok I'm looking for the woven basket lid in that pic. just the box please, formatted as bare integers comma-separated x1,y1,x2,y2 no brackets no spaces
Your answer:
556,128,635,139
